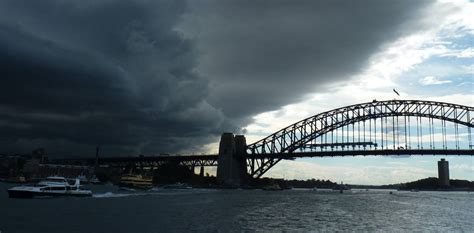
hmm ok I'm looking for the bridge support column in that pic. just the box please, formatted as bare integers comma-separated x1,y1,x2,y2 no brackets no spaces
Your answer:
199,166,204,177
217,133,247,187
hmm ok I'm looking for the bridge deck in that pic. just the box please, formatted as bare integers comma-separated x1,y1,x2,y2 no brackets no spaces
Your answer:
50,155,219,167
50,149,473,165
247,149,474,159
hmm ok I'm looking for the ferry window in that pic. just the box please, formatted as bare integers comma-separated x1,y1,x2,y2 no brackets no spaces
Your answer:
50,187,65,191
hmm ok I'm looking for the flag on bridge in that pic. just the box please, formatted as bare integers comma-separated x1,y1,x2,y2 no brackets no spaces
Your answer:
393,89,400,96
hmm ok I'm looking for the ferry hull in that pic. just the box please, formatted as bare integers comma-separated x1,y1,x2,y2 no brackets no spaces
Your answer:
119,183,153,190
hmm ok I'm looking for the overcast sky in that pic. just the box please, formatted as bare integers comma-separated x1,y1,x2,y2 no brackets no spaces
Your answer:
0,0,472,184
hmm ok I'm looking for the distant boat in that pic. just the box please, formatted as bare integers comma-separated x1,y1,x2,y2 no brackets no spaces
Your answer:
7,176,92,198
77,175,89,184
89,175,101,184
119,174,153,190
333,182,351,191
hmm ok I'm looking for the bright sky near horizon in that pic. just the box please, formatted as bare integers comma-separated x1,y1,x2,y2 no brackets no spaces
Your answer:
239,0,474,184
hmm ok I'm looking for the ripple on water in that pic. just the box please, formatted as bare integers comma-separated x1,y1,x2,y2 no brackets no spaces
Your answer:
0,184,472,232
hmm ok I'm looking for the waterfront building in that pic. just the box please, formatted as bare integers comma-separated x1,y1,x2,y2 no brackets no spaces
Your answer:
437,159,450,187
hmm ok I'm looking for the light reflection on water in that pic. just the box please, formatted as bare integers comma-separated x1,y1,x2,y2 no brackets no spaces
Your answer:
0,183,473,232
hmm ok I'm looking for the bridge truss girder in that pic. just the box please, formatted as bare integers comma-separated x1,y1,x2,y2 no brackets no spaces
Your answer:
246,100,474,178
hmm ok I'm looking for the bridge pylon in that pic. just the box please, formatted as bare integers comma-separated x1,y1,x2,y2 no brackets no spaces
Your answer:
216,133,247,187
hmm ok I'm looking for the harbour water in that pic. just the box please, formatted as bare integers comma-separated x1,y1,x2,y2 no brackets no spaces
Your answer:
1,183,473,232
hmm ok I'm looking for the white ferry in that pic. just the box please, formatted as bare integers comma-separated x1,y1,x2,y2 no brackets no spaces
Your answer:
7,176,92,198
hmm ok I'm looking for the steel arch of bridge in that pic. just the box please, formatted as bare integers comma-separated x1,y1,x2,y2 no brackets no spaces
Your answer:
246,100,474,178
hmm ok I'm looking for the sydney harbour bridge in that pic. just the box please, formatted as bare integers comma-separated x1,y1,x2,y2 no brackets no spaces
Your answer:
52,100,473,186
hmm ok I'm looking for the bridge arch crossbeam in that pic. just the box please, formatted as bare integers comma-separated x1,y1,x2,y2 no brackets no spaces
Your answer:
246,100,473,178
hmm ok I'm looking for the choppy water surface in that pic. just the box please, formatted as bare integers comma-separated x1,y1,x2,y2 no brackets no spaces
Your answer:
1,183,473,232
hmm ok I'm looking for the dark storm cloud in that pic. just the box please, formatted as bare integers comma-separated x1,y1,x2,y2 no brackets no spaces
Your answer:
0,0,229,156
181,0,433,119
0,0,433,156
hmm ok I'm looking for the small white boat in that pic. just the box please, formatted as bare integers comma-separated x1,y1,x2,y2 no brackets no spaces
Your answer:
333,182,351,191
77,175,89,184
7,176,92,198
89,175,101,184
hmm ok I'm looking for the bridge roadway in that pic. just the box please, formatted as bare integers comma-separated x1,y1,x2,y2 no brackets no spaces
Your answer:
50,154,219,168
50,149,473,168
247,149,474,159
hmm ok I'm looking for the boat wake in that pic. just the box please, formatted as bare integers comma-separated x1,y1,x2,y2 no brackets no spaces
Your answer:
92,192,152,198
92,189,215,198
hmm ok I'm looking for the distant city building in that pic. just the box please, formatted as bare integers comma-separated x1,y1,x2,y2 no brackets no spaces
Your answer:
437,159,450,187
